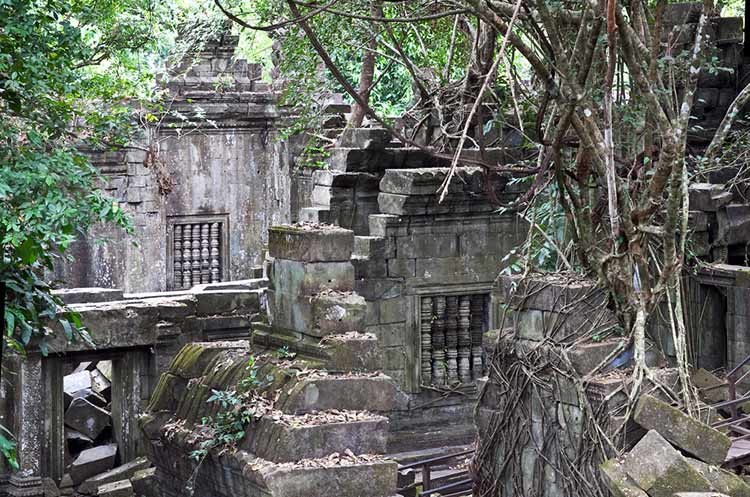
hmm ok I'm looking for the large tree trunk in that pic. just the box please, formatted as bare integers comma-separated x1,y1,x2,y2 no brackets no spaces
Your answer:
349,1,383,127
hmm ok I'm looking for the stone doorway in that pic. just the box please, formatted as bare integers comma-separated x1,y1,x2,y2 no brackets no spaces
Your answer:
41,348,152,483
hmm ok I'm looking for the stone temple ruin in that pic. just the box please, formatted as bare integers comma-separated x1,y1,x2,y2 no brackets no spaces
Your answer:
6,6,750,497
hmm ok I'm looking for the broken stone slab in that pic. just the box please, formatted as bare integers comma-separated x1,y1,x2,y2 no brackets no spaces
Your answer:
65,428,94,453
688,184,733,212
336,128,391,150
97,361,113,382
623,430,712,497
70,444,117,485
65,397,111,440
688,457,750,497
692,369,728,404
268,224,354,262
601,458,649,497
64,370,93,405
633,395,731,465
90,369,111,400
97,479,134,497
130,467,156,496
78,457,150,494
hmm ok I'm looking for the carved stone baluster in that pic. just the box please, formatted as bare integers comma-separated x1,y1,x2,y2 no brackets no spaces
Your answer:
420,297,433,385
200,223,210,284
431,297,446,385
191,224,201,286
173,225,183,289
458,296,472,383
445,296,459,383
182,224,193,289
210,223,221,282
470,295,486,379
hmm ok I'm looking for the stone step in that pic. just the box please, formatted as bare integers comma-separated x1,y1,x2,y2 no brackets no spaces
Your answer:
299,206,331,224
245,411,389,462
276,373,404,414
176,450,397,497
320,332,382,373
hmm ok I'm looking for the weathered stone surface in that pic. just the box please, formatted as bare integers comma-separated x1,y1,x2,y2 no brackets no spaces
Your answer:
97,479,134,497
336,128,391,150
309,292,367,335
65,397,111,440
247,415,389,462
130,467,156,496
623,430,712,497
64,371,93,403
688,184,733,212
78,457,151,494
601,458,649,497
70,444,118,485
277,374,403,414
321,332,382,372
90,369,111,399
191,289,260,317
672,493,730,497
692,368,727,404
65,428,94,453
268,225,354,262
269,259,355,296
688,458,750,497
634,395,731,465
52,288,124,305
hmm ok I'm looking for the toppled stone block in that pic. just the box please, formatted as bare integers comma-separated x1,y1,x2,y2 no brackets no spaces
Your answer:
623,430,712,497
70,444,117,485
688,457,750,497
692,369,727,404
634,395,731,465
130,467,156,496
64,371,93,405
90,369,111,400
268,225,354,262
688,184,733,212
336,128,391,150
78,457,150,494
65,428,94,453
97,479,133,497
65,397,111,440
601,458,648,497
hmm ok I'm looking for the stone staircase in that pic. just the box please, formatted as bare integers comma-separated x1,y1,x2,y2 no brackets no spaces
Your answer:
140,225,405,497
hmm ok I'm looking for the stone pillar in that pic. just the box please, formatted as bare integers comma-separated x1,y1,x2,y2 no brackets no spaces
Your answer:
6,355,45,497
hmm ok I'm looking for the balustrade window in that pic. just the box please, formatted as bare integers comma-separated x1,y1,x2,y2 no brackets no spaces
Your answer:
168,215,228,290
420,294,488,386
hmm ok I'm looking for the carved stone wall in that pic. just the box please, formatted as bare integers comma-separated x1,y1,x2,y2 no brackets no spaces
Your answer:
52,33,295,293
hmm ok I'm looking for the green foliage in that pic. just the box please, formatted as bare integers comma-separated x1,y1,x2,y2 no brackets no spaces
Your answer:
189,357,269,463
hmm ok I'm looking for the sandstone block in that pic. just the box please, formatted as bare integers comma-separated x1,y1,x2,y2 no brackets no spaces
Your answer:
623,430,712,497
79,457,150,494
321,332,382,372
269,259,355,295
130,467,157,496
634,395,731,465
192,289,260,316
277,374,403,414
336,128,391,150
52,288,124,305
65,397,111,440
70,444,117,485
97,479,133,497
601,458,648,497
672,494,730,497
64,371,92,405
688,184,733,212
688,457,750,497
268,225,354,262
309,292,367,335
